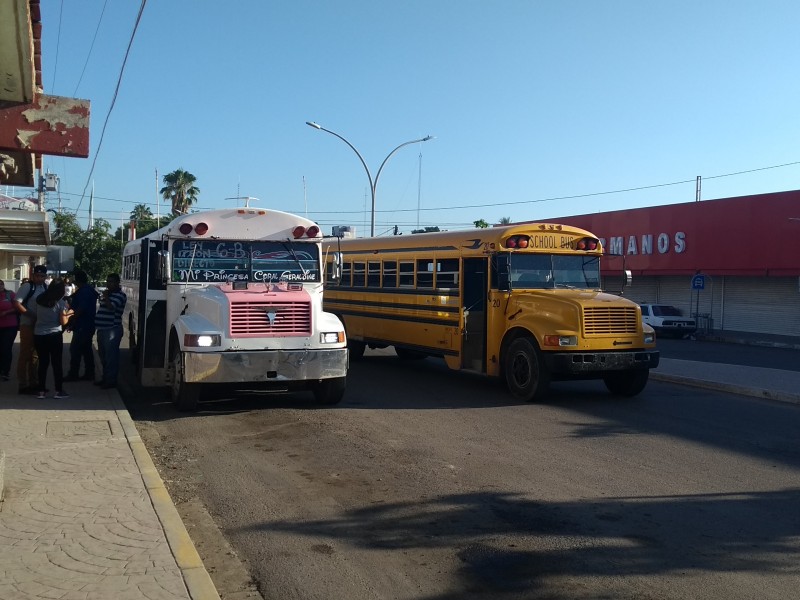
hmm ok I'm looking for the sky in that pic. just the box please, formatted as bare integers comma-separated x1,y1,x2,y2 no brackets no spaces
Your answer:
11,0,800,236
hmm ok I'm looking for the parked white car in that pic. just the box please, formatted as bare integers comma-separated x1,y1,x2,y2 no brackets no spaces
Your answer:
639,304,696,338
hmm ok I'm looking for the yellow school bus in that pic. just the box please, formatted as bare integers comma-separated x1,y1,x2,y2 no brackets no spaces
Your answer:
323,223,659,402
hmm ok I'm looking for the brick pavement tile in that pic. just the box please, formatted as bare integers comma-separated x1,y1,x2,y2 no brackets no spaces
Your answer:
0,411,191,600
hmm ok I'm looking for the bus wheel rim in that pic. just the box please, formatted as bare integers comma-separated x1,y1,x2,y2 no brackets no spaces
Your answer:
512,352,531,386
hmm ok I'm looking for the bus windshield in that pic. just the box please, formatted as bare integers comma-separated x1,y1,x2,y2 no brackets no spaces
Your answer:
171,239,320,283
510,254,601,289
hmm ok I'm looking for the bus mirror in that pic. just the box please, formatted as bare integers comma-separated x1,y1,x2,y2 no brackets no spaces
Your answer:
624,269,633,288
159,250,170,283
331,252,343,281
496,253,511,291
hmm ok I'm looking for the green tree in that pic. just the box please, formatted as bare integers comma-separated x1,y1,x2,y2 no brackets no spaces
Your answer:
130,203,154,224
128,203,163,238
80,219,121,282
498,216,512,225
50,212,120,282
473,219,490,228
51,211,84,245
160,169,200,215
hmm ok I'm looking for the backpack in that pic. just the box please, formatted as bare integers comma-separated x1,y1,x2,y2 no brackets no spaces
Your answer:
21,283,39,309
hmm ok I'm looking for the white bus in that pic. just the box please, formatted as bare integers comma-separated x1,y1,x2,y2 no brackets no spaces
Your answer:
121,207,348,410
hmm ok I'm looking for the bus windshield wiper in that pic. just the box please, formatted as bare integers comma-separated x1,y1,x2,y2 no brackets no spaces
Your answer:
281,241,309,277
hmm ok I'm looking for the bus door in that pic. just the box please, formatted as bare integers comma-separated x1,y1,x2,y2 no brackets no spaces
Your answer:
461,257,488,372
139,239,168,382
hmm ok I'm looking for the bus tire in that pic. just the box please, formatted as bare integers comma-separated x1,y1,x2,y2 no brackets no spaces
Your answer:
349,340,366,360
603,369,649,397
170,349,200,411
504,337,550,402
312,377,346,405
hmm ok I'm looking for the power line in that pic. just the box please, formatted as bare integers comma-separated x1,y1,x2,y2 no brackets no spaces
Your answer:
49,0,64,91
57,157,800,218
76,0,148,214
72,0,109,96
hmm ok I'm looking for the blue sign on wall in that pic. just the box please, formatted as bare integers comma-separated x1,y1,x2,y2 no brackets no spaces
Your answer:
691,274,706,290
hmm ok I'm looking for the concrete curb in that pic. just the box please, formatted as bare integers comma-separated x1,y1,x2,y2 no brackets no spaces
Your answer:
0,449,5,505
650,372,800,406
695,333,800,351
111,393,221,600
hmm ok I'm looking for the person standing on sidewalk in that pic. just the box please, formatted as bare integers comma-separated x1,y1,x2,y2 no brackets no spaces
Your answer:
30,279,71,399
63,270,97,382
95,273,126,389
0,280,19,381
13,264,48,394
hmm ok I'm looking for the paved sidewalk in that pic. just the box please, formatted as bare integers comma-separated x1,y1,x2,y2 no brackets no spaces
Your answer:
0,338,219,600
652,358,800,405
654,329,800,405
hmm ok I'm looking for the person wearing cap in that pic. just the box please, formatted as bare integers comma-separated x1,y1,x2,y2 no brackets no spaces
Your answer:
13,264,49,393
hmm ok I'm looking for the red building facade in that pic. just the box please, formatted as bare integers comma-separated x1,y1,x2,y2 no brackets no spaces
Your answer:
547,190,800,337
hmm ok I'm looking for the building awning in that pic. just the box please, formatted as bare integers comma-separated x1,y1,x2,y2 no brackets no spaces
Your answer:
0,208,50,246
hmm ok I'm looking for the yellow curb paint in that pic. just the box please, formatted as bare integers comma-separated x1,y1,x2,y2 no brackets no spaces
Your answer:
112,396,221,600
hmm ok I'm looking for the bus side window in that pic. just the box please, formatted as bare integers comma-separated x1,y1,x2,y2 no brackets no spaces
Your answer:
399,261,414,287
416,259,434,289
382,260,397,288
353,261,366,287
368,261,380,287
495,254,511,291
435,259,458,288
340,261,352,287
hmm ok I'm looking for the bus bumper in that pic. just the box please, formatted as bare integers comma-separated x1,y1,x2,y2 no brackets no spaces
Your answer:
544,349,660,375
183,348,348,384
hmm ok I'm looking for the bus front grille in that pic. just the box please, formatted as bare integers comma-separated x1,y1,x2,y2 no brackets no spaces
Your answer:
230,301,312,337
583,306,639,335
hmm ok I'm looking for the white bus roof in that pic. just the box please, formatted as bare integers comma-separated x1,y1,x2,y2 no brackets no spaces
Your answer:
125,208,320,256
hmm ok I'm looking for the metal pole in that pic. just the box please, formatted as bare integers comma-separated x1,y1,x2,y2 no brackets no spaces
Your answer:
306,122,432,236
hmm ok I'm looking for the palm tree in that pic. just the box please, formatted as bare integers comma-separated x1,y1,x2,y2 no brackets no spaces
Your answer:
160,169,200,214
498,216,512,225
130,203,154,223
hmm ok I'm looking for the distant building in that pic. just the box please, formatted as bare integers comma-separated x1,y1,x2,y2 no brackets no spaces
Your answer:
0,193,51,290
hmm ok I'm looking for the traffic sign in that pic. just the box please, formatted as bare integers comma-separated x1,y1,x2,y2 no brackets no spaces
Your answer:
691,274,705,290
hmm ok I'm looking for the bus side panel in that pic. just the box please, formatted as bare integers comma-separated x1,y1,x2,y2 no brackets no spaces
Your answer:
326,289,460,356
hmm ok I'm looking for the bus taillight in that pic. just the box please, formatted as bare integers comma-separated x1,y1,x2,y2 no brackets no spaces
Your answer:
576,237,599,251
179,223,193,235
293,226,307,239
505,235,530,249
194,222,209,235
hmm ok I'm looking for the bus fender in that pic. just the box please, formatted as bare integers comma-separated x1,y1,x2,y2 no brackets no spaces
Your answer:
319,310,346,337
171,313,223,352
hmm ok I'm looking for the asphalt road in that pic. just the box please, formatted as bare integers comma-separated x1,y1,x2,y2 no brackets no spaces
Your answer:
123,343,800,600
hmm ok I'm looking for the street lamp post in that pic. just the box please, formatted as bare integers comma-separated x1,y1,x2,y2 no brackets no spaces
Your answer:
306,121,433,236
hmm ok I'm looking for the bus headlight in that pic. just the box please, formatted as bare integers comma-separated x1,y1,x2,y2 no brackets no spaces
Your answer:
184,334,221,348
320,332,345,344
543,335,578,347
644,332,655,344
